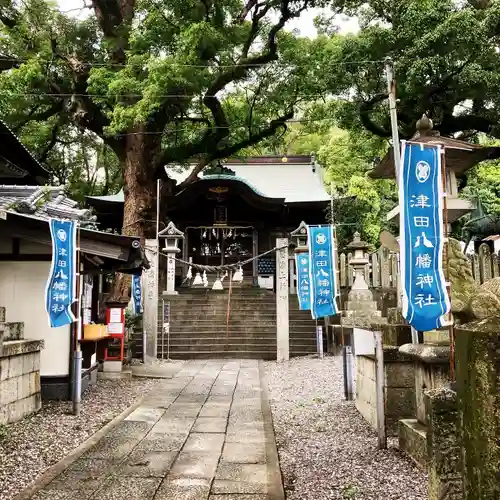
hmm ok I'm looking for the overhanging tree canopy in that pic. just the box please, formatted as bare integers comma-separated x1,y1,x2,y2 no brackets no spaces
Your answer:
318,0,500,140
0,0,331,240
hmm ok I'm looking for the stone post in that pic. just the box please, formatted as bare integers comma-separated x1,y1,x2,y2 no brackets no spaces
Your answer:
158,221,184,296
276,238,289,362
425,386,463,500
143,239,158,360
456,319,500,500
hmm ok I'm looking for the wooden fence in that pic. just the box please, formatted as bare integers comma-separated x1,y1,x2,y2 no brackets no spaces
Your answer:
337,243,500,289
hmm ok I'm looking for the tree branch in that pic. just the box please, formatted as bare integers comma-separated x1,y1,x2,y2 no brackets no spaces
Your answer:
0,55,19,71
90,0,135,63
12,101,65,132
38,121,61,164
173,109,295,186
359,93,392,137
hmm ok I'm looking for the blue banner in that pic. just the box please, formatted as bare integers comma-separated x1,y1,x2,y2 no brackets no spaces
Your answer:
399,141,450,331
295,252,311,310
45,219,77,328
308,225,339,319
132,274,143,314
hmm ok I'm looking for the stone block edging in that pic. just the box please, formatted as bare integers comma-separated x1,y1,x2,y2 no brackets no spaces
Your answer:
10,393,148,500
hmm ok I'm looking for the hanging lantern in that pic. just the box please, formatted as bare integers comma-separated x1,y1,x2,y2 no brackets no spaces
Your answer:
233,266,243,282
212,277,223,291
193,272,203,286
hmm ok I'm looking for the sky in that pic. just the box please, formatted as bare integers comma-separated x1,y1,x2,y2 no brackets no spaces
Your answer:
57,1,359,38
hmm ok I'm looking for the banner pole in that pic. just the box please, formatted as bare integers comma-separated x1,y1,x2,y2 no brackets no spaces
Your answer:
73,223,83,416
440,148,455,382
385,57,405,316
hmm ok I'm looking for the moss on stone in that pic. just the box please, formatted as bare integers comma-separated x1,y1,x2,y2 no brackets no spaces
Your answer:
455,326,500,500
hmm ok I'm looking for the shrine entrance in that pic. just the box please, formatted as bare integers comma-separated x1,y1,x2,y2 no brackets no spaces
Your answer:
185,225,257,282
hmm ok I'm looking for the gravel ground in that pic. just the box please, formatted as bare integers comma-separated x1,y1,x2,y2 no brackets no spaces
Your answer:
265,355,428,500
0,377,158,500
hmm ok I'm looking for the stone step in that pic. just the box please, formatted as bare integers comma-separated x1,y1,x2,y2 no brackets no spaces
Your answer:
160,331,316,339
3,322,24,341
165,351,277,360
161,325,317,333
344,301,379,311
165,310,310,318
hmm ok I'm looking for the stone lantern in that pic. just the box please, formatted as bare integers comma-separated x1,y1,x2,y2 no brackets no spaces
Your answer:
290,220,309,253
341,232,385,328
158,221,184,295
346,231,370,291
290,221,309,294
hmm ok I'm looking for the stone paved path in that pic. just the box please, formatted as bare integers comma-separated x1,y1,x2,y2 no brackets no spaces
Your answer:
30,360,283,500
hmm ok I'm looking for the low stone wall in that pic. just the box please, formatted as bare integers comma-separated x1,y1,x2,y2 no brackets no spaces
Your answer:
456,320,500,500
425,387,463,500
0,340,43,424
356,347,415,436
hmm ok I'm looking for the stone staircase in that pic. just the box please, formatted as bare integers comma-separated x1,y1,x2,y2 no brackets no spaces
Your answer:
157,289,318,360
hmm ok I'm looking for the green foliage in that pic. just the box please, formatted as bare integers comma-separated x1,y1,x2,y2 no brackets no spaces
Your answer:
266,122,397,249
0,423,9,442
317,1,500,140
461,137,500,217
0,0,333,194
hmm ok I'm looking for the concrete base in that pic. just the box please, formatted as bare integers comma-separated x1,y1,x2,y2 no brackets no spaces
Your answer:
399,418,428,469
102,360,123,373
98,369,132,381
355,347,415,436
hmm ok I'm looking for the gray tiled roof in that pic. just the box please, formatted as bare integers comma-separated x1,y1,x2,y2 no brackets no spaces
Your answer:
87,158,330,204
0,185,97,227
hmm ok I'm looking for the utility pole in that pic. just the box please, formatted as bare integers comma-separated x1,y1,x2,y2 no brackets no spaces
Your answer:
384,57,419,345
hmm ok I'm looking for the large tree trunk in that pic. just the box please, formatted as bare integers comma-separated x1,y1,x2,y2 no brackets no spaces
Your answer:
109,128,172,302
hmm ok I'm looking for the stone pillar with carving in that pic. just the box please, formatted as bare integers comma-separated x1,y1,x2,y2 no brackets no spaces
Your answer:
276,238,289,362
143,239,158,360
158,222,184,296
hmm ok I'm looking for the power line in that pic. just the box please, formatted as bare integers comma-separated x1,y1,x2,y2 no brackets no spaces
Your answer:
0,91,344,99
0,57,386,69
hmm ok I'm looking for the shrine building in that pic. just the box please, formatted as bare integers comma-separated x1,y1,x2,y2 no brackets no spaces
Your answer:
87,155,331,288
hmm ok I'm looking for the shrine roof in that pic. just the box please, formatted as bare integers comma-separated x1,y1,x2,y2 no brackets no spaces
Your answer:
87,156,330,205
0,119,49,185
369,133,500,180
0,185,96,227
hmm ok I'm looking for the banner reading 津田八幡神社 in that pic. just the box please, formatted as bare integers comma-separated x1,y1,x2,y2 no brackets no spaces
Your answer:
399,141,450,332
132,273,143,314
295,252,311,310
45,219,77,328
308,225,339,320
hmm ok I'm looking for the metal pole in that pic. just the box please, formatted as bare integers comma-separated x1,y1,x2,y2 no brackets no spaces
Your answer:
374,330,387,449
385,57,403,311
316,323,324,359
343,345,349,399
330,181,335,224
167,323,170,361
156,179,161,363
73,226,83,416
441,147,455,381
161,298,165,360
